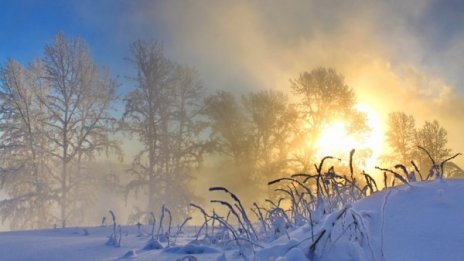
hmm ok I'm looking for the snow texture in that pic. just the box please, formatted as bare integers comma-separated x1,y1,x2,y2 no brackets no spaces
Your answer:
0,179,463,260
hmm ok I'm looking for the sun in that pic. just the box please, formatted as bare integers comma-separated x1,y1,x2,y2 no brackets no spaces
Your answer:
314,104,384,169
315,121,357,157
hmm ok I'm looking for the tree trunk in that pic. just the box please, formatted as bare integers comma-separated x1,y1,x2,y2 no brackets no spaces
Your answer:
61,161,67,228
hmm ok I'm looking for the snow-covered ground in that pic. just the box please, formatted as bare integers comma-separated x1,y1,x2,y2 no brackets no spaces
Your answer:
0,179,463,261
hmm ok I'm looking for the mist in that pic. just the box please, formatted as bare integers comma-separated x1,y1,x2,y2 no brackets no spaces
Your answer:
125,0,464,153
1,0,464,229
130,0,464,196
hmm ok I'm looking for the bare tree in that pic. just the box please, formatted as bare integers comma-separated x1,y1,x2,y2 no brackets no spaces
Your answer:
242,90,298,191
415,120,451,171
204,90,298,200
385,112,453,175
41,33,118,227
123,41,207,221
385,112,416,163
0,59,53,229
204,91,251,165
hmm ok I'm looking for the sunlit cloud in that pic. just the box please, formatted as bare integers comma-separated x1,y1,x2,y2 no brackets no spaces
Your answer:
128,0,464,160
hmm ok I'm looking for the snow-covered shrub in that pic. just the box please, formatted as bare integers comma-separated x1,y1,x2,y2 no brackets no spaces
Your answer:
191,197,264,260
122,249,137,258
143,211,163,250
268,207,291,240
209,187,259,242
187,148,462,260
143,237,163,250
306,206,375,261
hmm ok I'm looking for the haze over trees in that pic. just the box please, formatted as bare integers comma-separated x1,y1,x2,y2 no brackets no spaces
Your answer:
386,111,454,177
204,89,299,199
290,68,369,171
43,34,119,228
0,32,457,230
0,33,118,228
0,59,52,229
122,41,208,222
386,112,417,164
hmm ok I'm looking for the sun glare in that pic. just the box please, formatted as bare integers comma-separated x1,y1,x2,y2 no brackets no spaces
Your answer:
315,121,355,157
314,105,384,169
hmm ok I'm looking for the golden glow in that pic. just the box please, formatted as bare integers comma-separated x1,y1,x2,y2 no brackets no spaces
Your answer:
315,121,356,156
314,104,384,169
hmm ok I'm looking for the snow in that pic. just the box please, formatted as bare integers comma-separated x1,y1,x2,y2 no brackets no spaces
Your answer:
0,179,464,260
321,179,464,261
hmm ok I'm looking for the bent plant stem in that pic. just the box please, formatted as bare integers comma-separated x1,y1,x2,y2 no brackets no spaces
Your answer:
209,187,258,241
252,203,268,235
210,200,251,240
440,153,462,178
174,217,191,245
157,205,165,240
150,212,156,240
164,206,172,247
411,161,423,181
108,210,117,246
376,167,411,187
190,203,210,240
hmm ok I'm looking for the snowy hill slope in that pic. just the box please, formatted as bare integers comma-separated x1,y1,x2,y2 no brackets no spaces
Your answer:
0,179,463,261
305,179,464,261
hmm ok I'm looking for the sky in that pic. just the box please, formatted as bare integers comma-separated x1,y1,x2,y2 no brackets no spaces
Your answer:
1,0,464,155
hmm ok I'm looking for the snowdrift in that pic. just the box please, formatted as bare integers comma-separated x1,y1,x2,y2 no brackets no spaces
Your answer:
0,179,463,261
280,179,464,261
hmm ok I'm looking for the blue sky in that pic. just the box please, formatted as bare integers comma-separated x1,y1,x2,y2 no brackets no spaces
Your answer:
0,0,161,98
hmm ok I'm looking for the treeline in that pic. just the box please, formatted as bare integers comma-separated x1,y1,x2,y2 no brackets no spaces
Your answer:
385,112,459,177
0,33,455,229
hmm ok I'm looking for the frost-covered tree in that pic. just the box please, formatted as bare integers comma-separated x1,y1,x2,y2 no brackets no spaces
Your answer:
290,67,368,170
386,112,417,163
123,41,207,221
204,91,250,165
40,33,118,227
385,112,452,174
204,90,298,200
242,90,298,188
0,34,118,229
0,59,54,229
203,91,258,201
415,120,451,171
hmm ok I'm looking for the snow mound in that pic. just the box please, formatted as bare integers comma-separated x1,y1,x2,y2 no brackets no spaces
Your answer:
143,238,163,250
122,249,137,258
256,179,464,261
164,242,220,255
321,179,464,261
